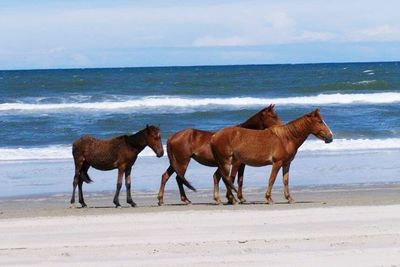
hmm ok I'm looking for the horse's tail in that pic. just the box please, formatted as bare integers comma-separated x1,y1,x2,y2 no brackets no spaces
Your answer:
167,138,197,192
80,171,93,184
177,175,197,192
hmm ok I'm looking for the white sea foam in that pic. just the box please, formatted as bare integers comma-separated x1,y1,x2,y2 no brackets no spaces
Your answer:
352,80,376,85
0,92,400,112
363,69,374,73
1,138,399,161
300,138,400,152
0,145,160,161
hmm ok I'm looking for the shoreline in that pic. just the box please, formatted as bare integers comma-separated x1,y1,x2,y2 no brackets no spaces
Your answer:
1,182,400,219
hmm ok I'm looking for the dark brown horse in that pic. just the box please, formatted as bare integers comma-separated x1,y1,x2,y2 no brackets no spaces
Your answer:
211,109,333,204
157,105,283,206
70,125,165,208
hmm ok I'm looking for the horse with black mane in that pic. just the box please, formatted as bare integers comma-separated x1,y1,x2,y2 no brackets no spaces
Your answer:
70,125,171,208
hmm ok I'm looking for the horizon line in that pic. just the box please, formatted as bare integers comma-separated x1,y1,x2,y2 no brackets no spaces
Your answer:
1,60,399,72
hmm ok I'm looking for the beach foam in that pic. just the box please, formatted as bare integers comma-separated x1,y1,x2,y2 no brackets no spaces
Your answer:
1,138,399,161
0,92,399,112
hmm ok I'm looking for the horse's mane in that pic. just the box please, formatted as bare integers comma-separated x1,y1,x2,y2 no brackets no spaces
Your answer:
117,128,147,148
271,114,310,140
238,105,275,129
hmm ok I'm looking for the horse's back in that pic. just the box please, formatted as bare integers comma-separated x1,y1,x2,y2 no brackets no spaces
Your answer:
72,135,121,158
167,128,216,165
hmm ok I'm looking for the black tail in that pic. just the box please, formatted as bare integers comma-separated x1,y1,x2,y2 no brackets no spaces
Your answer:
178,175,197,192
80,172,93,183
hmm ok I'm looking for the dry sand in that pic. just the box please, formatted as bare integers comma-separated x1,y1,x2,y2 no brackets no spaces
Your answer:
0,184,400,266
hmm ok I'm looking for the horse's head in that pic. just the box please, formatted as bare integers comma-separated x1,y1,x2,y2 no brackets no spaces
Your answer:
260,104,283,128
306,108,333,143
145,125,164,157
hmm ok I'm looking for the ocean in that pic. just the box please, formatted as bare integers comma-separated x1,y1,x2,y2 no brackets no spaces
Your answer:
0,62,399,197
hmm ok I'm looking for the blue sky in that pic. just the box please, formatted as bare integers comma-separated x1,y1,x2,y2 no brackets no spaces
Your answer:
1,0,399,70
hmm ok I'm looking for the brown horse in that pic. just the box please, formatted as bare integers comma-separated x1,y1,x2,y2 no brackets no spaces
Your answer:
211,108,333,204
157,105,283,206
70,125,166,208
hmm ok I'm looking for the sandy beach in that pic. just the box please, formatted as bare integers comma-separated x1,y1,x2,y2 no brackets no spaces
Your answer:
1,184,400,266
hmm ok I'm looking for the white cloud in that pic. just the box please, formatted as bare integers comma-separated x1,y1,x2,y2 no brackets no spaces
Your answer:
0,1,399,68
351,25,400,42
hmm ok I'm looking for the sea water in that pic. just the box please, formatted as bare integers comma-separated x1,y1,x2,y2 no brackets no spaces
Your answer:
0,62,399,197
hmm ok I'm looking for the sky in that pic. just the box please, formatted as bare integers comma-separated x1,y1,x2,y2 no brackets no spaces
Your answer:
0,0,399,70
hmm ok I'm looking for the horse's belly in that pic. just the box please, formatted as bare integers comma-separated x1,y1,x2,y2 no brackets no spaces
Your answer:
244,158,272,167
90,163,116,171
85,154,118,170
192,144,217,167
192,155,218,167
236,152,272,167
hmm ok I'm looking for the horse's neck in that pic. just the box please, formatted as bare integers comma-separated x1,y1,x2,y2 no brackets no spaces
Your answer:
127,130,147,152
275,116,311,150
238,112,262,129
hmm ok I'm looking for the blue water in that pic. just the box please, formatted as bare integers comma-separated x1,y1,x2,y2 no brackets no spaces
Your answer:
0,62,399,196
1,62,400,148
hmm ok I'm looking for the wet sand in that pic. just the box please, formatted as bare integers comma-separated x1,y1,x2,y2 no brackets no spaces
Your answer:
0,184,400,266
1,183,400,219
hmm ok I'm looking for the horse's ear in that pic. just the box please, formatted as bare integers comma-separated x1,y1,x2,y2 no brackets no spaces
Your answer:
314,108,320,116
146,124,150,132
264,104,273,113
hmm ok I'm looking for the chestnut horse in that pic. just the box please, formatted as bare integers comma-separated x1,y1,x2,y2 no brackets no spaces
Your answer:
211,109,333,204
157,105,282,206
70,125,166,208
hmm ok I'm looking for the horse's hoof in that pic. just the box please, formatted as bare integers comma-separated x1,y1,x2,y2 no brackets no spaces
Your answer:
239,198,247,204
158,201,164,206
287,198,295,204
215,200,222,205
69,204,76,209
129,202,137,207
80,204,88,208
115,205,122,209
266,198,274,205
227,198,238,205
182,199,192,205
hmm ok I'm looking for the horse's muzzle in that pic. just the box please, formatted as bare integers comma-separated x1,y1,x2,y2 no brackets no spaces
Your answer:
156,150,164,157
324,136,333,144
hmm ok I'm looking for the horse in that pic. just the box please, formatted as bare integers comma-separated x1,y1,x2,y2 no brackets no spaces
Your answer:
211,108,333,204
70,125,167,208
157,104,283,206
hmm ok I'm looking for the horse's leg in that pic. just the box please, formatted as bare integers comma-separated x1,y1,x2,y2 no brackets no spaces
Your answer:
157,166,174,206
125,167,136,207
113,168,124,208
70,157,84,208
176,176,191,205
264,161,282,205
70,174,79,208
219,158,237,205
225,160,240,202
282,163,294,204
78,163,89,208
237,164,246,204
172,158,192,204
226,160,246,203
213,169,222,205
